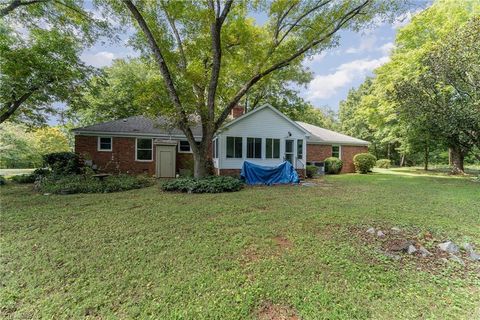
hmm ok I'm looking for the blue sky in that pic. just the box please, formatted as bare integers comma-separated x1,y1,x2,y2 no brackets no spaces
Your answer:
79,7,420,113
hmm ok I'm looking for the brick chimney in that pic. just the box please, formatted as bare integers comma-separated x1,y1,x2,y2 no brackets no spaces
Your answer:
230,105,245,119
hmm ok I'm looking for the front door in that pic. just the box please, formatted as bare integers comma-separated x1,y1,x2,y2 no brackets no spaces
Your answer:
156,145,176,178
285,139,294,165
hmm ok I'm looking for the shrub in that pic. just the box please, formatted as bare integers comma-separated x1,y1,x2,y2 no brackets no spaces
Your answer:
37,174,154,194
376,159,391,169
43,152,83,175
353,153,377,174
10,174,36,184
324,157,343,174
0,175,6,186
306,165,318,178
161,176,243,193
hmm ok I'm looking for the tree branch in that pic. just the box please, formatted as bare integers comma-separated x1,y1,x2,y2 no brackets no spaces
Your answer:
160,0,187,70
0,89,37,124
215,0,370,131
122,0,197,148
1,0,47,17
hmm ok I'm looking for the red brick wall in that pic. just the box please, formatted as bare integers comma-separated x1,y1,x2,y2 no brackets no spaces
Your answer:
341,146,368,173
306,143,368,173
75,135,155,175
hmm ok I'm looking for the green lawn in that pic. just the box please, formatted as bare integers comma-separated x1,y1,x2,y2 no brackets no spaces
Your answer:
1,173,479,319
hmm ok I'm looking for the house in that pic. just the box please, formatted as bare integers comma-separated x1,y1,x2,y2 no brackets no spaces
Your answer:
73,104,369,177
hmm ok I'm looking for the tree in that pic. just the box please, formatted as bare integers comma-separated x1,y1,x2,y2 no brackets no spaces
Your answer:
0,0,108,125
97,0,402,177
394,16,480,174
33,127,71,155
0,123,41,168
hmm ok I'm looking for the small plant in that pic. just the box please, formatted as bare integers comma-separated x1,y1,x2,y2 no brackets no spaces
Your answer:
376,159,391,169
0,175,6,186
306,165,318,178
43,152,83,175
161,176,243,193
353,153,377,174
324,157,343,174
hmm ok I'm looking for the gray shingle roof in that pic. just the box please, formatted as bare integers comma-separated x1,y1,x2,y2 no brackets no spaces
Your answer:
72,116,202,137
296,121,369,145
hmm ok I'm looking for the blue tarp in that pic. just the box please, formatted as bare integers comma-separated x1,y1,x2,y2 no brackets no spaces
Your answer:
240,161,300,185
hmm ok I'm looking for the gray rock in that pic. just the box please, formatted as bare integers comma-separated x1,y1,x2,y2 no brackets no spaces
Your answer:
469,251,480,262
449,254,465,266
391,227,401,232
366,227,375,234
418,246,433,257
377,230,385,237
438,241,459,254
407,245,417,255
462,243,475,253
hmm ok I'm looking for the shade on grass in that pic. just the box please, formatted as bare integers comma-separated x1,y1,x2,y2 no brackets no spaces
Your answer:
1,173,479,319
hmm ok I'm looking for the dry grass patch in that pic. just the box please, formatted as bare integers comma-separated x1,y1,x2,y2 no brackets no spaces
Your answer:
256,301,299,320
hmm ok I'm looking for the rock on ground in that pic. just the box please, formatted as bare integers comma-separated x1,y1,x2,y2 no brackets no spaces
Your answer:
418,246,433,257
438,241,459,254
377,230,385,237
391,227,401,232
469,251,480,262
407,245,417,255
366,227,375,234
449,254,465,266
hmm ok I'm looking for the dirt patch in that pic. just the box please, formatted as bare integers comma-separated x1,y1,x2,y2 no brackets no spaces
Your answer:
241,246,261,264
256,302,299,320
273,236,292,250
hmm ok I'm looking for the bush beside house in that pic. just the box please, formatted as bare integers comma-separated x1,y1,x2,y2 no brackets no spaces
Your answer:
161,176,243,193
325,157,343,174
354,153,377,173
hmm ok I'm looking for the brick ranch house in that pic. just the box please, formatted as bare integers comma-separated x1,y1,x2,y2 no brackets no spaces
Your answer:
73,104,368,177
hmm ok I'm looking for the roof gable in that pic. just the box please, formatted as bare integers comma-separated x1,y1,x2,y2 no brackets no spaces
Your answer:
220,104,310,136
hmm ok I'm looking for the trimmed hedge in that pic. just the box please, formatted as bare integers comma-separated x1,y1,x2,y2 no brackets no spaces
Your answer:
353,153,377,174
376,159,391,169
306,165,318,178
37,174,154,194
10,174,36,184
161,176,243,193
324,157,343,174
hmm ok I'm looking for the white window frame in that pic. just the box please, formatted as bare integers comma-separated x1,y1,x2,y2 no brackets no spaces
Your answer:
178,140,192,153
226,136,243,159
265,138,280,159
212,138,218,159
135,138,153,162
97,136,112,152
246,137,262,159
332,145,341,159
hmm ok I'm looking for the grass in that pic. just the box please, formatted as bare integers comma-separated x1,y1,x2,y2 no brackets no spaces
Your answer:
374,165,480,177
1,173,479,319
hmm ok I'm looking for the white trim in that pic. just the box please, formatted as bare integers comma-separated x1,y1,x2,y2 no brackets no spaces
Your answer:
306,141,369,146
177,140,192,153
218,104,311,137
97,136,112,152
212,137,219,159
135,138,154,162
332,144,341,160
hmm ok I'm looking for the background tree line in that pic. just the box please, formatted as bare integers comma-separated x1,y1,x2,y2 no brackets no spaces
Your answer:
338,0,480,173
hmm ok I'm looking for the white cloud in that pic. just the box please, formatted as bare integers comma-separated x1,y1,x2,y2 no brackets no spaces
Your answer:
304,52,327,66
306,56,389,100
379,42,395,55
81,51,116,67
344,36,377,54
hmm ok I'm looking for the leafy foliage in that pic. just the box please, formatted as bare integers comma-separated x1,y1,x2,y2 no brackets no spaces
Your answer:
324,157,343,174
0,175,6,185
37,174,154,194
306,165,319,178
376,159,391,169
353,153,377,174
161,176,243,193
43,152,82,175
9,174,36,184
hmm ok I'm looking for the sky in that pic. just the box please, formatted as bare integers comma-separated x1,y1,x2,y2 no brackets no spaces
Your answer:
79,6,421,114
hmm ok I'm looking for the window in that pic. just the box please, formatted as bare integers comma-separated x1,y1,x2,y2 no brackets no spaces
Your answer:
247,138,262,158
265,138,280,159
212,138,218,158
226,137,242,158
136,138,153,161
297,139,303,159
178,140,191,153
98,137,112,151
332,145,341,159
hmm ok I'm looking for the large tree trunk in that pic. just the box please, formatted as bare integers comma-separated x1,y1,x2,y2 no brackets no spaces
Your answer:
450,146,465,174
192,137,213,178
